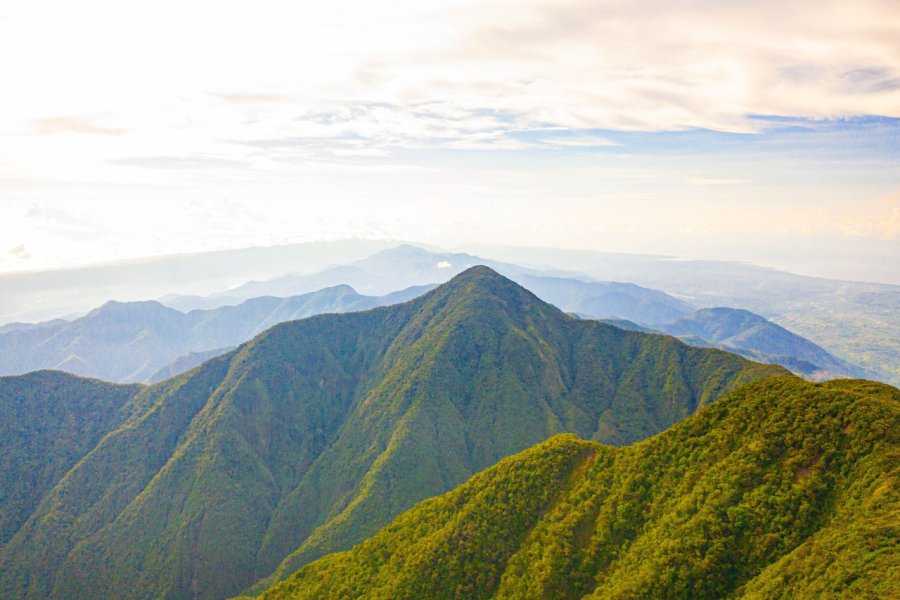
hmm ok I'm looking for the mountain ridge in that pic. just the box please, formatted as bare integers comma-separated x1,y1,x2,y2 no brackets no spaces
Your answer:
0,246,869,384
252,375,899,599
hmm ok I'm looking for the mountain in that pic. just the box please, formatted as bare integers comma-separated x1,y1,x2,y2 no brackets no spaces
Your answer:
253,375,899,600
467,243,900,386
0,239,394,324
0,319,67,334
184,245,873,379
4,239,892,384
147,346,237,383
514,273,690,325
1,245,866,386
0,248,697,383
0,267,783,600
192,245,695,325
653,307,871,380
0,285,416,383
0,371,143,546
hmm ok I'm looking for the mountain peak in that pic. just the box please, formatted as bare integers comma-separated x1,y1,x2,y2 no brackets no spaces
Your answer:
433,265,549,311
87,299,174,318
450,264,503,281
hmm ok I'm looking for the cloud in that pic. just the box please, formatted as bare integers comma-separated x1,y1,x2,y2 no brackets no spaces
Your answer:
538,133,620,148
7,244,30,259
436,260,452,268
33,117,123,136
839,193,900,239
685,178,750,186
5,0,899,183
237,102,530,155
25,202,101,239
112,156,251,170
210,92,292,104
362,0,900,133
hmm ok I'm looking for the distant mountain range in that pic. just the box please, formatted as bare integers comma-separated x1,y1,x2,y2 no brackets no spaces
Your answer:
0,246,871,383
651,307,871,380
252,376,899,599
0,240,395,324
165,245,878,381
0,267,783,600
164,244,695,325
0,284,418,383
468,243,900,386
2,240,894,384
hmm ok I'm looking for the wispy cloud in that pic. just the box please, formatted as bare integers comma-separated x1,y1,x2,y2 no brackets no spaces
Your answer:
210,92,292,104
539,133,620,148
7,244,30,259
685,178,750,186
33,117,123,136
324,0,897,139
112,156,251,170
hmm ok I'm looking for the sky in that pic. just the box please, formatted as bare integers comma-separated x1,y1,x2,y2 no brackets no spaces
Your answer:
1,0,899,283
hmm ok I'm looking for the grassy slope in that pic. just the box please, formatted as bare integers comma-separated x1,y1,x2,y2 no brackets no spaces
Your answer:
258,376,899,599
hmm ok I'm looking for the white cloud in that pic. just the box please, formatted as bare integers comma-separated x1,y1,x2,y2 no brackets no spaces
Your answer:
539,134,619,148
8,244,30,259
2,0,897,179
33,117,123,136
685,178,750,186
437,260,452,268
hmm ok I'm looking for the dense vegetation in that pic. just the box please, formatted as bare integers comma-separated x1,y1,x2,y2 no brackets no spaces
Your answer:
256,375,899,599
0,371,142,545
0,267,780,600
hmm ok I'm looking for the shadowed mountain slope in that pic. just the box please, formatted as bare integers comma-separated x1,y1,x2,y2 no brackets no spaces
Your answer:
0,267,782,600
255,376,899,600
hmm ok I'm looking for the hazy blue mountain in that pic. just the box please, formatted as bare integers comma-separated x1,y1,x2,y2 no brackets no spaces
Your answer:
0,239,394,324
194,245,695,325
147,346,237,383
0,285,423,383
589,308,869,381
191,245,868,380
466,243,900,385
3,240,893,384
594,318,653,332
514,273,691,324
0,319,68,334
2,245,869,386
158,293,246,312
0,267,782,600
653,307,871,380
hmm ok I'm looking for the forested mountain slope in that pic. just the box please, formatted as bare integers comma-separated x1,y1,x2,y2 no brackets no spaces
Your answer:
0,371,142,546
256,376,899,600
0,267,781,600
